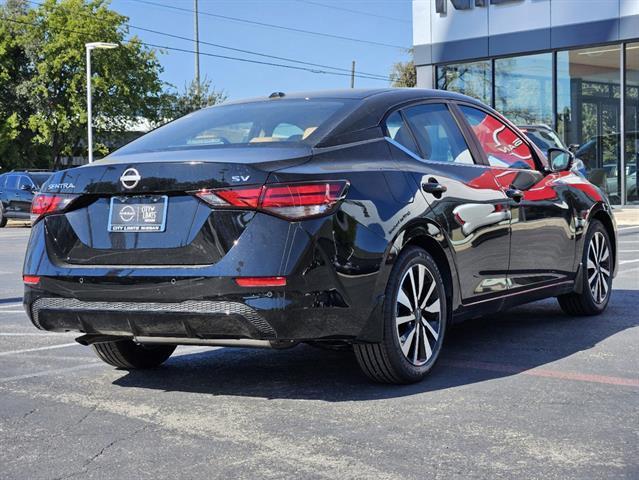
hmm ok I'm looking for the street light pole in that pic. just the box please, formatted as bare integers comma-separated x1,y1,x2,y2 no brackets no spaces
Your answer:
85,42,118,164
194,0,200,96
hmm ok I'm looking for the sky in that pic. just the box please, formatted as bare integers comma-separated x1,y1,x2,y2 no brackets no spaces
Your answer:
108,0,413,100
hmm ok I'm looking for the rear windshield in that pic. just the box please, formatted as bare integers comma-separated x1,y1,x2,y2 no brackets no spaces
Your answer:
115,99,356,154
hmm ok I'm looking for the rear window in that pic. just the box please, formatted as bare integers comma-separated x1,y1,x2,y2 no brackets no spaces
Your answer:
115,99,356,155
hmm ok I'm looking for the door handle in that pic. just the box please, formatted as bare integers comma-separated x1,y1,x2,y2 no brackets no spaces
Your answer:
422,179,447,197
505,187,524,202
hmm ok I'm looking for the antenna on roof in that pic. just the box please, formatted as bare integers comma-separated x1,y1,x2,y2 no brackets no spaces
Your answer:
269,92,286,99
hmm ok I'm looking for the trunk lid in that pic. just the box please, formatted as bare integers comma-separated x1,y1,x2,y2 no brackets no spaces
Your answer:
42,146,311,266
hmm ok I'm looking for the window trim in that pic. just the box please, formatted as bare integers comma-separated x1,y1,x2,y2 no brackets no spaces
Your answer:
452,100,545,172
382,99,483,167
383,109,421,158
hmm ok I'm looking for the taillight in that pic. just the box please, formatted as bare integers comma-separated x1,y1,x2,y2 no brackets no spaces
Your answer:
23,275,41,285
235,276,286,287
31,193,78,223
194,181,348,220
197,187,261,208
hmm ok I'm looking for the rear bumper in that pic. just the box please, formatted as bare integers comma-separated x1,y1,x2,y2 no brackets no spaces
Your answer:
24,281,384,342
23,202,392,343
22,211,393,343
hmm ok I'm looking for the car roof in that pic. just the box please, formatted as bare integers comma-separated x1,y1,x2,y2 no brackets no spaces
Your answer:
212,88,487,148
223,88,479,105
6,170,52,175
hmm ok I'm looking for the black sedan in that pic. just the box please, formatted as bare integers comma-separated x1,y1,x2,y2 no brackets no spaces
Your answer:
23,89,617,384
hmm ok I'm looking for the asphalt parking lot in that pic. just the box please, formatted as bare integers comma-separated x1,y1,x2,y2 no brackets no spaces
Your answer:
0,221,637,479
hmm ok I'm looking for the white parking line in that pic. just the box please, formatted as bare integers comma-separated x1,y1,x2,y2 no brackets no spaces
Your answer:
0,345,219,383
0,332,71,336
0,310,26,314
0,363,102,383
0,343,77,357
0,304,22,309
619,259,639,265
618,225,639,231
619,250,639,253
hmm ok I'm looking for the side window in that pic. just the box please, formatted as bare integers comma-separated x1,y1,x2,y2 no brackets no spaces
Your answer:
459,105,535,170
385,111,419,155
403,104,475,164
5,175,19,191
18,176,34,191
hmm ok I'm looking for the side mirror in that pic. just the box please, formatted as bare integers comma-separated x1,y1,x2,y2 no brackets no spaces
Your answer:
548,148,574,172
20,184,32,192
568,144,580,153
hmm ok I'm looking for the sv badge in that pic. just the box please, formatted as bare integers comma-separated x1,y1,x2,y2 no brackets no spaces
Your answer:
231,175,251,182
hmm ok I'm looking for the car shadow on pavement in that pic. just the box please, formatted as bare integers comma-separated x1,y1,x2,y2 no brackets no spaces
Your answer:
113,291,639,401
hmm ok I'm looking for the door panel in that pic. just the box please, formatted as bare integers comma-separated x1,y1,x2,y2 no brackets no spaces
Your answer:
386,103,512,303
457,105,576,288
16,176,35,216
4,175,21,214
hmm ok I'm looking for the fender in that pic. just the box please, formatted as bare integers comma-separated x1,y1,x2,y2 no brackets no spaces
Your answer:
387,216,463,314
580,201,618,278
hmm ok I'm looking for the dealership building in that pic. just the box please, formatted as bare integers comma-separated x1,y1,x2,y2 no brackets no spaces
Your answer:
413,0,639,206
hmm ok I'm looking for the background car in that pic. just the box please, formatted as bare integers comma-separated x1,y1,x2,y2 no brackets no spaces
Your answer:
0,170,52,227
23,90,617,384
575,132,639,203
519,124,587,177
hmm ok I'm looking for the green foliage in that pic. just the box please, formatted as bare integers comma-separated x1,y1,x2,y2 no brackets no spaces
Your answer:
390,49,416,88
0,0,172,169
0,0,46,170
165,77,227,120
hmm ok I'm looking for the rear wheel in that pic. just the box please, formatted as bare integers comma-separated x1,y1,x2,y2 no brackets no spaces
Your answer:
354,247,447,384
558,220,612,316
0,205,7,228
92,339,176,369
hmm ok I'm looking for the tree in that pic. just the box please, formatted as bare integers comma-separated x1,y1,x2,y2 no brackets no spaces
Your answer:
390,49,416,88
0,0,47,170
11,0,168,168
165,77,227,120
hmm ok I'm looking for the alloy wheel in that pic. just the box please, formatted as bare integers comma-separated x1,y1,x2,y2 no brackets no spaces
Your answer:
395,263,442,366
587,231,611,304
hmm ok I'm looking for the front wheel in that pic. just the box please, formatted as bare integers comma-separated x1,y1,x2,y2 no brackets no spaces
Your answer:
558,219,613,316
354,247,447,384
92,340,176,369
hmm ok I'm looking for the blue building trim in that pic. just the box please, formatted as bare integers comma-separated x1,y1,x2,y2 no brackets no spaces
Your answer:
416,14,639,66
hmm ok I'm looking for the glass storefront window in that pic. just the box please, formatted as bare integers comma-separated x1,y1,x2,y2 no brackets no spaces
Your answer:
625,43,639,205
495,53,553,126
436,60,492,105
557,46,622,204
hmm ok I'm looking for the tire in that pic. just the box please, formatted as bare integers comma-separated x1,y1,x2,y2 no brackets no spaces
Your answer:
558,219,613,316
0,205,7,228
354,246,448,384
92,339,176,369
